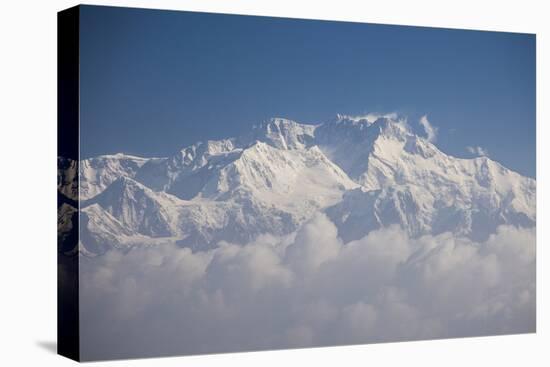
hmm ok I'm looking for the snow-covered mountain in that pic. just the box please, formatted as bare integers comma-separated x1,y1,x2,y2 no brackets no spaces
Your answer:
58,114,536,254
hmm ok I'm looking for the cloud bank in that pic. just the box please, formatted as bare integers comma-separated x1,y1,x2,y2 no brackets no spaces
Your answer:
79,214,535,360
419,115,438,142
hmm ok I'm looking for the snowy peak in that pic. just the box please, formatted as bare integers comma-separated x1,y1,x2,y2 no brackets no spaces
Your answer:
246,117,316,150
132,139,242,198
86,176,179,237
320,113,411,146
199,141,357,204
403,135,439,158
327,113,411,143
314,114,411,182
79,154,149,199
171,139,237,172
92,175,151,200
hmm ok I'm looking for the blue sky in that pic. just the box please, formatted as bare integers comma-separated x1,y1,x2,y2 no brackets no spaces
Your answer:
79,5,535,177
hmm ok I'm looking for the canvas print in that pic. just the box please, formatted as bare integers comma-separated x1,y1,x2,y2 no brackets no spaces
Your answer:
58,5,536,361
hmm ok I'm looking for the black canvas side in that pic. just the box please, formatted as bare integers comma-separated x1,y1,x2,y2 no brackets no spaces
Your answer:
57,5,80,362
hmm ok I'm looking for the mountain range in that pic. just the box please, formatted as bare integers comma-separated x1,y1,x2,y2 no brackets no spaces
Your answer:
58,114,536,255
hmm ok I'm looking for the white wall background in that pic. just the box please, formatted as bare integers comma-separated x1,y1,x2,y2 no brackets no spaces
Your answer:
0,0,547,365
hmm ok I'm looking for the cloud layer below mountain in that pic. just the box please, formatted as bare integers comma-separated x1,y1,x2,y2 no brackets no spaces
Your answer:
78,214,535,360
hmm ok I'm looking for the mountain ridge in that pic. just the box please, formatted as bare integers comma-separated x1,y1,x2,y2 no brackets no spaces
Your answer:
57,114,536,254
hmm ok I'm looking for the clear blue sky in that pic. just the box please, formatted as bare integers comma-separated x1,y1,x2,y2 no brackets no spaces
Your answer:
79,5,536,177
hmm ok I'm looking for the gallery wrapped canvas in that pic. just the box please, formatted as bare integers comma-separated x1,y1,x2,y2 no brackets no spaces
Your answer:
58,5,536,362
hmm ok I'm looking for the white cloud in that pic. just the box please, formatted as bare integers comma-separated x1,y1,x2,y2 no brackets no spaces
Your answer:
78,215,535,360
338,112,399,124
467,145,490,157
285,213,342,276
419,115,438,142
